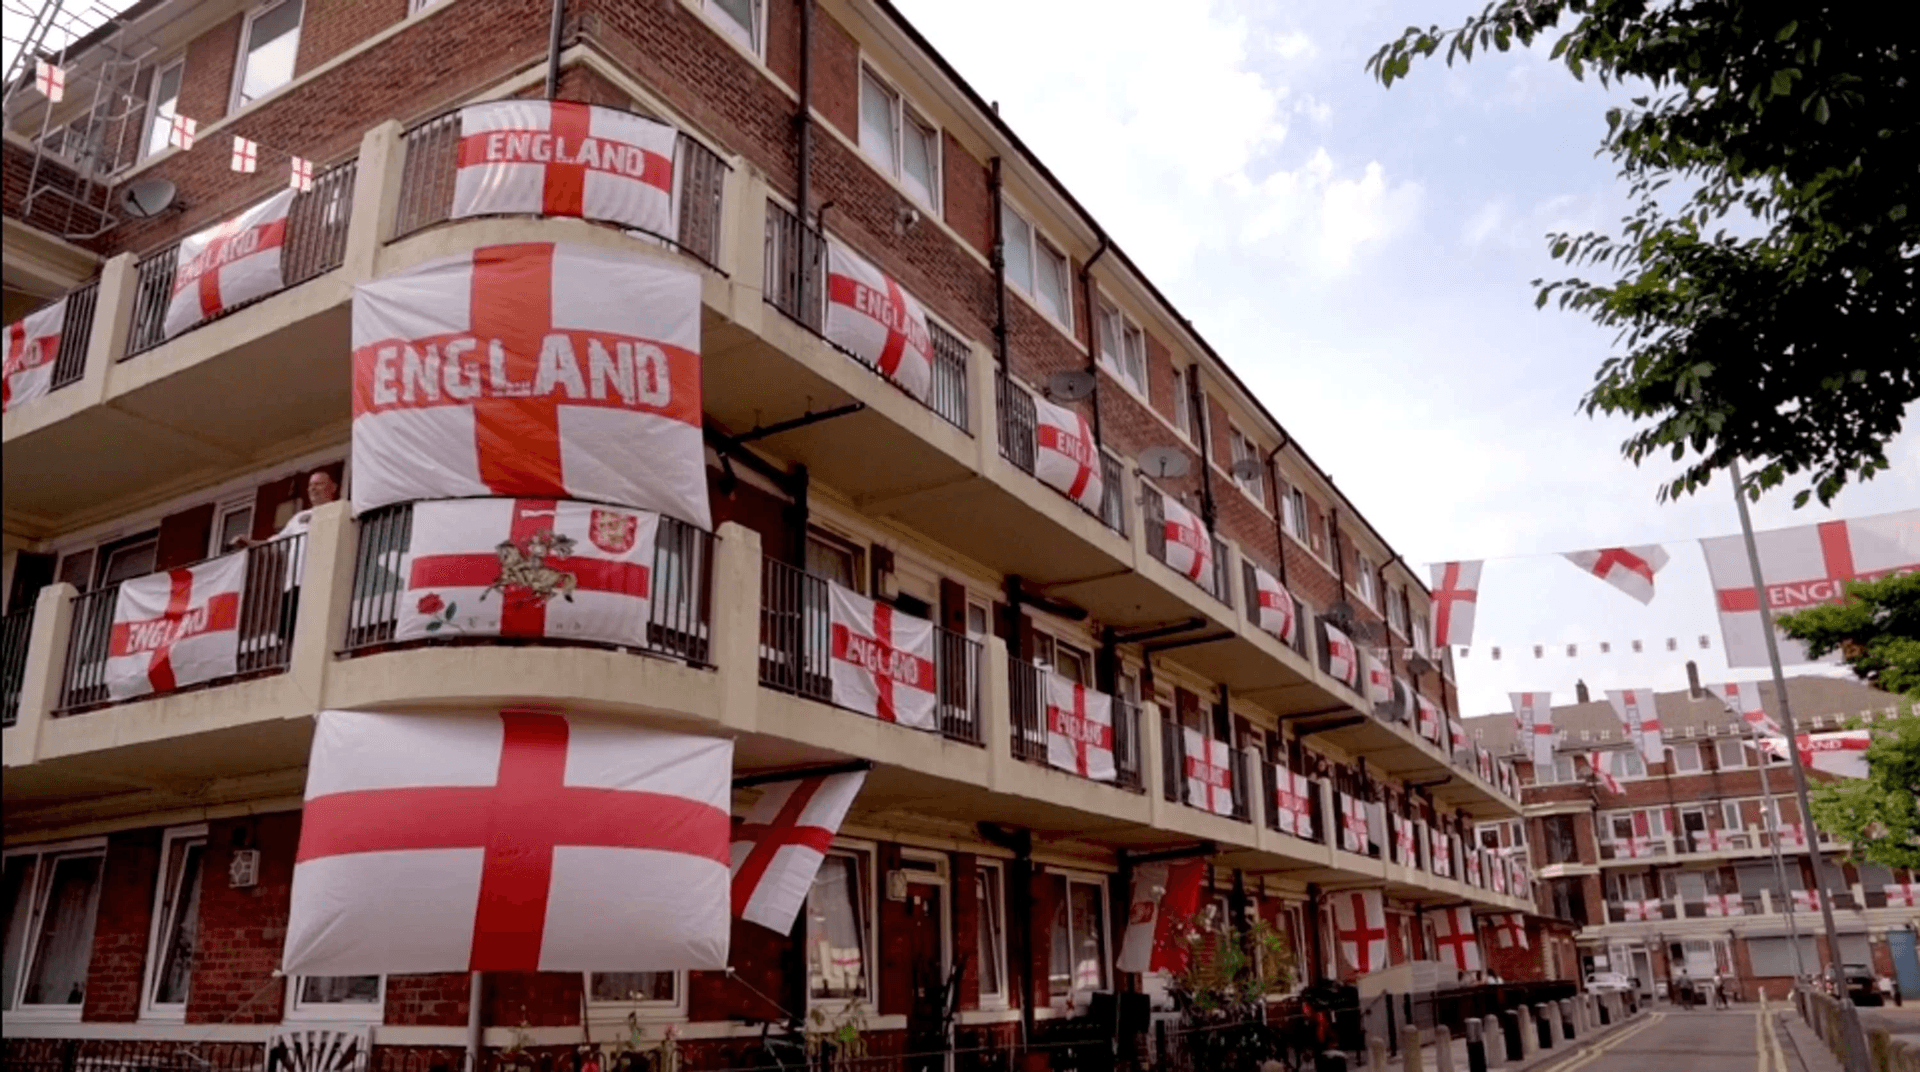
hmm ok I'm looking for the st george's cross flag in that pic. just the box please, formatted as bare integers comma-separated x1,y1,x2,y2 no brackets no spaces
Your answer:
1710,681,1783,737
1391,813,1418,867
1703,894,1745,918
1510,691,1557,769
1159,493,1213,587
1759,731,1872,780
284,709,733,974
397,498,658,646
1585,751,1623,795
1448,716,1469,759
1324,623,1357,689
105,553,246,700
1116,857,1207,974
1331,889,1388,975
1250,565,1297,646
1606,688,1664,764
1700,509,1920,667
1047,672,1116,781
351,242,710,528
1183,727,1235,816
1430,826,1454,878
731,770,865,934
1492,912,1529,949
1490,853,1508,894
1338,791,1370,855
1414,694,1441,744
164,190,294,339
1429,560,1481,647
1033,396,1104,512
826,240,934,403
4,297,65,412
1431,905,1482,973
1361,652,1392,708
1272,762,1313,838
828,581,937,730
1884,883,1919,909
452,100,677,236
1563,545,1670,604
1621,899,1662,922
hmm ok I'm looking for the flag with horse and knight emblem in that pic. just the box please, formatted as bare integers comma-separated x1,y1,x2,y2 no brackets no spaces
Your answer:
397,498,659,646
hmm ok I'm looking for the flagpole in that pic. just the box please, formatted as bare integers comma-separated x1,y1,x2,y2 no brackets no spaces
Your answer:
1746,712,1806,978
1729,459,1867,1072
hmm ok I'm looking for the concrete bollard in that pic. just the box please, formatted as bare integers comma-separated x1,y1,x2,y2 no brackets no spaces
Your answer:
1482,1016,1505,1068
1401,1025,1425,1072
1558,999,1576,1041
1518,1008,1537,1057
1434,1025,1455,1072
1370,1033,1389,1070
1536,1004,1555,1049
1464,1019,1488,1072
1598,994,1612,1025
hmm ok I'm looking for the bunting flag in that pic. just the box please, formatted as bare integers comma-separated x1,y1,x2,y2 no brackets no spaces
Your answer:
1429,560,1482,647
290,156,314,192
231,136,259,173
36,60,66,102
1709,681,1783,737
1509,691,1556,769
167,113,197,151
1562,545,1670,604
1606,688,1664,765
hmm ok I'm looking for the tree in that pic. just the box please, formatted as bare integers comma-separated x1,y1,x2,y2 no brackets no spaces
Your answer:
1777,572,1920,696
1368,2,1917,506
1801,712,1920,873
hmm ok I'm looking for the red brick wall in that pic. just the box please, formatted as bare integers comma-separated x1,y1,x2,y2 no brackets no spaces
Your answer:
810,12,860,143
485,972,580,1027
297,0,409,74
176,16,244,130
185,813,298,1023
688,915,794,1022
385,973,471,1026
942,134,991,257
82,828,162,1022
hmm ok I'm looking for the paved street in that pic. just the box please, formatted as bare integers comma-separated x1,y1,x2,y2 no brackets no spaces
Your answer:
1517,1009,1804,1072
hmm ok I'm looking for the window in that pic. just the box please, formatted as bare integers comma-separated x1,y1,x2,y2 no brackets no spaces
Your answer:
857,68,938,210
1714,739,1747,769
1170,366,1193,437
39,117,101,170
97,532,159,587
1615,751,1647,779
1720,801,1744,831
287,975,383,1020
586,972,683,1018
144,59,184,159
215,500,254,555
1227,426,1264,503
702,0,763,53
1666,744,1702,774
1046,873,1108,1000
1411,615,1430,657
1281,487,1307,539
1000,204,1070,328
1031,630,1089,685
806,848,871,1004
1096,302,1147,397
974,862,1008,1007
1386,589,1408,637
1,842,106,1013
1355,555,1378,608
232,0,304,111
142,827,207,1017
1541,815,1580,865
806,532,861,590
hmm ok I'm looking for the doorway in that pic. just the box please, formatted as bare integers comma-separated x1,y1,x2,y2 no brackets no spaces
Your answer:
901,857,952,1072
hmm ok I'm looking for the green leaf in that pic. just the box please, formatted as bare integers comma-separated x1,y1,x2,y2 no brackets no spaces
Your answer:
1777,20,1798,41
426,621,442,632
1771,69,1794,96
1814,96,1830,124
446,601,457,617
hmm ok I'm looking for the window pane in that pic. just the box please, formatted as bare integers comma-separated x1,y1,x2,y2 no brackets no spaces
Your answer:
152,840,206,1006
146,64,183,157
238,0,304,107
1097,306,1122,363
24,854,103,1006
975,870,1003,997
708,0,759,49
590,972,674,1003
1068,881,1107,992
1,857,37,1011
1035,244,1068,323
101,539,158,585
806,538,857,589
1046,875,1070,996
299,975,379,1004
1001,207,1032,294
806,854,867,1001
858,73,898,176
1122,327,1147,393
902,117,935,205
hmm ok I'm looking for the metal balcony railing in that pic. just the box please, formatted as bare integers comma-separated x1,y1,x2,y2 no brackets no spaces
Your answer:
55,536,305,713
1229,744,1251,822
1007,661,1143,791
758,557,982,745
994,371,1128,536
391,107,730,270
43,279,97,394
2,604,34,727
124,158,359,356
762,201,969,431
342,504,715,665
1161,710,1184,803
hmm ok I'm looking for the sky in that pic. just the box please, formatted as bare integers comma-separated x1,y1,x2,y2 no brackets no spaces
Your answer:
891,0,1920,718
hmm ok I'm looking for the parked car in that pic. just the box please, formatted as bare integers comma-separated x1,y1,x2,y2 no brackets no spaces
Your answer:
1845,964,1883,1006
1587,972,1634,994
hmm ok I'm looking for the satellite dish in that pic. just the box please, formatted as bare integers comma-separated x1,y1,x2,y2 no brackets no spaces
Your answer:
1228,457,1263,482
1136,446,1190,479
1043,369,1095,402
121,178,177,219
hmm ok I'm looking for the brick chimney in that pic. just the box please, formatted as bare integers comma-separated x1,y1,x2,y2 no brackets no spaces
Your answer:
1686,660,1702,698
1575,679,1590,704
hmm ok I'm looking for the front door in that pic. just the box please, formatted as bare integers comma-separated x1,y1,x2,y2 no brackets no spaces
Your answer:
1891,929,1920,999
903,882,951,1072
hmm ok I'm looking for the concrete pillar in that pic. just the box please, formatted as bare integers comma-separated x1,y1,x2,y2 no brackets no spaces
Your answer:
967,336,999,468
709,521,764,734
1518,1008,1536,1057
1534,1004,1554,1049
1559,998,1575,1041
84,251,137,397
1433,1025,1454,1072
1,581,76,769
290,501,352,705
1141,698,1168,825
1481,1016,1503,1068
983,635,1013,790
1369,1034,1388,1070
1400,1026,1424,1072
343,119,405,279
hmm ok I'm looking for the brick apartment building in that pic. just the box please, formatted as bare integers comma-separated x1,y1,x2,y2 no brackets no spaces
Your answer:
1,0,1534,1066
1466,674,1919,1003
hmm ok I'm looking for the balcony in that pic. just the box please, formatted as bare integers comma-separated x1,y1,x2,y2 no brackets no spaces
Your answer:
1157,710,1252,824
1007,659,1143,791
994,371,1128,537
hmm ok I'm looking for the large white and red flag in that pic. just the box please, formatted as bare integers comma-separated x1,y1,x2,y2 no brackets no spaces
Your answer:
1510,691,1557,769
1337,791,1370,854
1272,762,1313,838
105,552,246,701
1492,912,1528,949
1046,672,1115,781
1159,493,1213,587
1250,565,1296,646
285,709,731,974
1585,751,1623,795
1391,814,1417,866
1429,826,1454,877
164,189,293,339
828,582,937,730
1490,854,1508,894
3,297,65,412
1605,688,1664,764
1032,396,1103,512
1562,545,1670,604
1428,560,1481,647
1448,716,1469,759
351,242,709,528
1703,894,1745,917
1885,883,1919,909
1701,510,1920,667
1709,681,1783,737
1324,623,1357,689
1331,889,1388,975
452,100,677,235
1759,731,1872,780
1431,906,1483,973
1621,899,1662,922
397,498,658,646
1361,652,1392,708
1414,695,1440,744
1115,857,1206,974
825,240,933,403
731,770,865,934
1183,727,1235,817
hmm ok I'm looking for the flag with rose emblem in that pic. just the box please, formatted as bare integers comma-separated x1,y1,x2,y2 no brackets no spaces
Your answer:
397,498,659,647
4,297,66,412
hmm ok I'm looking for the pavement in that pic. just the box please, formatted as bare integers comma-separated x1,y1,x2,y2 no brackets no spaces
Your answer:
1375,1003,1840,1072
1858,1002,1920,1044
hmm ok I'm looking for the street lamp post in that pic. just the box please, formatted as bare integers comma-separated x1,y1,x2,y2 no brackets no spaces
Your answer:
1728,459,1871,1072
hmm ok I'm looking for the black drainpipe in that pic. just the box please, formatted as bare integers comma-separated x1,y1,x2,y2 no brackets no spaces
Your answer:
796,0,813,225
1330,506,1346,591
988,157,1010,370
1079,232,1111,449
1263,439,1291,587
1186,365,1216,529
544,0,565,97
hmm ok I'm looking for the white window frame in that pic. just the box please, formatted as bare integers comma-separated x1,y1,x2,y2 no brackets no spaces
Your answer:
974,860,1010,1009
1000,202,1072,332
140,825,209,1020
1667,743,1702,774
212,497,255,556
1169,366,1193,438
285,974,386,1023
1714,738,1747,770
144,57,185,161
1096,299,1148,398
582,970,687,1022
1281,486,1307,540
2,838,109,1020
857,64,940,213
1614,750,1648,779
1227,425,1264,503
1355,556,1378,608
229,0,305,114
691,0,764,56
1045,869,1111,1007
806,841,877,1012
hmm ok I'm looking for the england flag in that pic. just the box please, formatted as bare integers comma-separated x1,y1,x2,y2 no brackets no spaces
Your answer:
397,498,658,647
1183,727,1235,816
1431,906,1482,973
1563,545,1670,604
1429,560,1481,647
1510,691,1557,769
1606,688,1664,764
4,297,65,412
1272,762,1313,838
825,240,933,403
828,582,937,730
1159,493,1213,587
732,770,865,934
1046,672,1116,781
1115,857,1206,974
1250,565,1296,646
1331,889,1388,975
1032,395,1103,512
164,190,293,339
452,100,678,236
1324,623,1357,689
105,553,247,700
1758,731,1872,780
